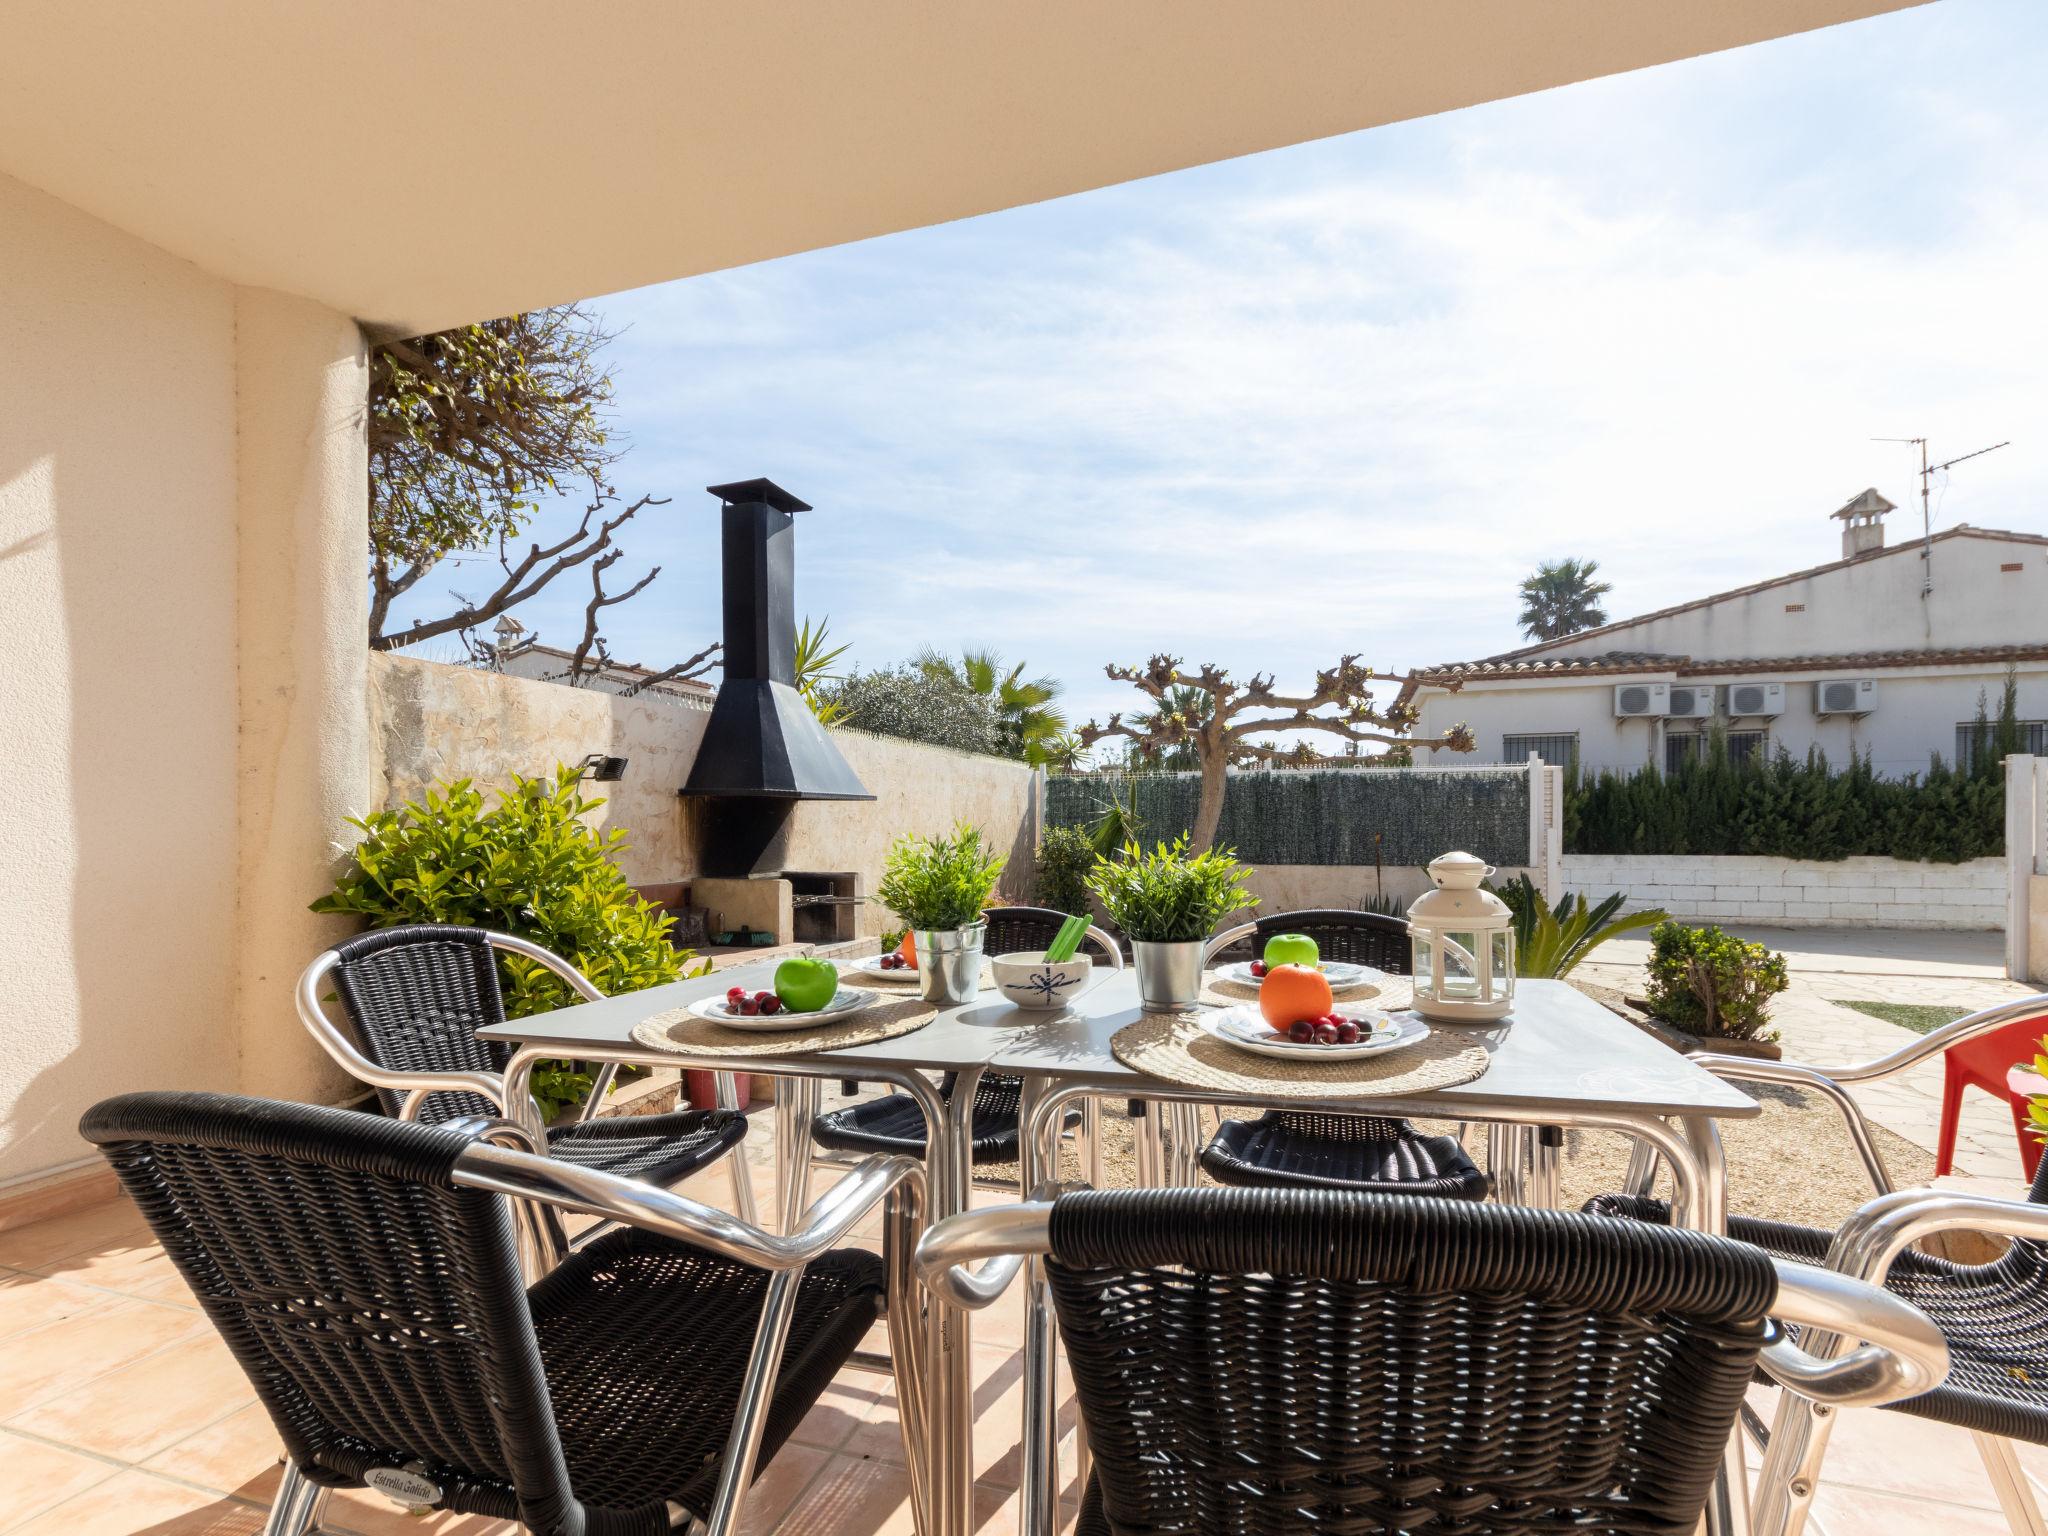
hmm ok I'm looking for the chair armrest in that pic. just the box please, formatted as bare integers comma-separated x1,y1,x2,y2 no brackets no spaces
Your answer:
914,1199,1056,1309
452,1134,925,1272
1696,993,2048,1089
295,953,515,1118
1826,1184,2048,1285
1760,1257,1950,1407
1202,922,1258,966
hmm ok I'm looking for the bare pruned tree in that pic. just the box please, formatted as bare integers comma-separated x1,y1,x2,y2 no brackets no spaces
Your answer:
1078,655,1474,850
554,549,721,695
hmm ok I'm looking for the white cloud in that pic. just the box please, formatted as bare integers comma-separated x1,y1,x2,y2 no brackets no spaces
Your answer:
465,0,2048,746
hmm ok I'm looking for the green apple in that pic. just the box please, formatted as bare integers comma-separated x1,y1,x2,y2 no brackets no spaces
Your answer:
774,956,840,1013
1262,932,1320,970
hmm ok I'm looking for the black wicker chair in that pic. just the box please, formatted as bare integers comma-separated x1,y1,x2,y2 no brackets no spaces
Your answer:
915,1187,1948,1536
1198,909,1488,1201
812,906,1099,1167
1588,1033,2048,1534
297,924,752,1203
83,1091,922,1536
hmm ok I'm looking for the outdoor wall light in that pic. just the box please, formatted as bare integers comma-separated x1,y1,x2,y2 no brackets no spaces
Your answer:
579,754,629,783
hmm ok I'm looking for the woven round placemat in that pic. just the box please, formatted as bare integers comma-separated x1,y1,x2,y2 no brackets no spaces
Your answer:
631,994,939,1057
1202,973,1405,1007
1111,1008,1490,1099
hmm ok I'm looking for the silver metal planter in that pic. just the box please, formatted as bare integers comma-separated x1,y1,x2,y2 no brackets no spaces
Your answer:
1131,939,1205,1012
913,921,987,1005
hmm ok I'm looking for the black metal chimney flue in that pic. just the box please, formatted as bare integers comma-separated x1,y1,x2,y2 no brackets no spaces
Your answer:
680,479,873,823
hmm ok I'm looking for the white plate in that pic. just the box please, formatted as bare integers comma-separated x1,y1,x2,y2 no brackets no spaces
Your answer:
849,955,918,981
1216,959,1378,990
687,986,877,1031
1202,1004,1427,1062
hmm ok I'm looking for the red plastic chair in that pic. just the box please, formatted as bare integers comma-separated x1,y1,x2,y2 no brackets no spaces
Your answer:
1935,1013,2048,1178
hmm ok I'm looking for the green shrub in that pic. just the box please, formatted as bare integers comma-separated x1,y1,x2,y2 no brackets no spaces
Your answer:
312,766,698,1117
1086,836,1257,943
820,665,1003,756
876,824,1007,932
1644,920,1788,1041
1034,825,1098,917
1565,742,2003,864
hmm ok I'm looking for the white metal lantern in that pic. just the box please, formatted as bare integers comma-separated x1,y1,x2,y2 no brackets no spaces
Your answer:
1406,851,1516,1022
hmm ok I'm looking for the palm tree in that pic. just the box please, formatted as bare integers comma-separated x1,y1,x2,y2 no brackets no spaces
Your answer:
915,646,1069,765
1518,558,1613,641
1042,731,1090,772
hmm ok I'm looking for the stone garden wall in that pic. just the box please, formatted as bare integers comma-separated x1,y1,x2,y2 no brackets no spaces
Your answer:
1560,852,2004,930
366,652,1036,934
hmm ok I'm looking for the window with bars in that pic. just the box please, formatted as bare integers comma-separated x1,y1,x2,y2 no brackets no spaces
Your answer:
1954,721,2048,771
1502,733,1578,767
1665,729,1767,774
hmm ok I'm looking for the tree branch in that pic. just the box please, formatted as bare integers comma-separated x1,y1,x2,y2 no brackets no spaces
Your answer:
621,642,723,697
371,491,667,652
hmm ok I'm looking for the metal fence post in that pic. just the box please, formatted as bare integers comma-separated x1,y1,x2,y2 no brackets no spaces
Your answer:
2007,755,2037,982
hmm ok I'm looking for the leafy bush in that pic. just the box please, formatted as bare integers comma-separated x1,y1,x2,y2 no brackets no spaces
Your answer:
820,665,1002,756
1034,825,1098,917
1644,921,1789,1041
1087,836,1258,943
876,824,1007,932
1565,740,2003,864
312,766,697,1116
1489,874,1664,979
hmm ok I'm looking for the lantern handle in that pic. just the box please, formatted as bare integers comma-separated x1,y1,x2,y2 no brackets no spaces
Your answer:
1437,934,1483,974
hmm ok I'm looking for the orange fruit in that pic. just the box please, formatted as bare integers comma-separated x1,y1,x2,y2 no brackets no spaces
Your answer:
1259,963,1334,1028
898,932,917,965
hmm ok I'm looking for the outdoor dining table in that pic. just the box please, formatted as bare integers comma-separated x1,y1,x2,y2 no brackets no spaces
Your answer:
480,964,1761,1536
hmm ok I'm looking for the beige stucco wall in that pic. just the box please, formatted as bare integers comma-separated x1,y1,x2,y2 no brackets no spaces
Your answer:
368,651,710,882
0,173,241,1183
365,653,1036,934
0,172,371,1185
233,294,370,1103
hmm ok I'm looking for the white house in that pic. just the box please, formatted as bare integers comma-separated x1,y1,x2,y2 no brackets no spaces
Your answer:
1403,493,2048,779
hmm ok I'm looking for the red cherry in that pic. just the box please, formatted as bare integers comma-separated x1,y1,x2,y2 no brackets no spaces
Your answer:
1249,960,1268,978
1288,1020,1316,1044
759,995,782,1015
1314,1024,1339,1045
737,997,760,1016
1335,1021,1361,1045
726,985,745,1001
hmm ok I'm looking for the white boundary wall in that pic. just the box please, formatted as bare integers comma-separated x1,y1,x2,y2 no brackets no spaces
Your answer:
1561,853,2003,931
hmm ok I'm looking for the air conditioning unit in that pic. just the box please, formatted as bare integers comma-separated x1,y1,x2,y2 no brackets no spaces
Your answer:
1815,678,1879,717
1726,681,1785,718
1613,682,1669,719
1667,684,1716,719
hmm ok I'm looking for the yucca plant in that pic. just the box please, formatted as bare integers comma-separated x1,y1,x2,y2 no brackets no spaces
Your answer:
1490,873,1666,979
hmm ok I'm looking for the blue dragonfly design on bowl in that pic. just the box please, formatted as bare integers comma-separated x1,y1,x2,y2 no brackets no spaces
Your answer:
1021,967,1079,1005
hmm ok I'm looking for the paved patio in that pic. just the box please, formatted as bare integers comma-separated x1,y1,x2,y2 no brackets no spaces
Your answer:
4,926,2044,1534
1578,924,2040,1183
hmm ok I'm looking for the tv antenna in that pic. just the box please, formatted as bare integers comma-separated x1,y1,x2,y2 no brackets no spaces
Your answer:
1871,435,2010,597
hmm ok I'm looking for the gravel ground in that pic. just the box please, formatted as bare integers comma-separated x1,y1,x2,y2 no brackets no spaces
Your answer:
961,1088,1928,1232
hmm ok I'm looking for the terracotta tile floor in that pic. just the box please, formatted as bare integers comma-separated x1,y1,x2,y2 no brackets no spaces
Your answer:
1,1105,2038,1535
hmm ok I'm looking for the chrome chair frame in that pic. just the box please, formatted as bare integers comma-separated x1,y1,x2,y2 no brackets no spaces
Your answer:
1618,993,2048,1536
295,931,758,1224
262,1119,930,1536
916,1197,1950,1536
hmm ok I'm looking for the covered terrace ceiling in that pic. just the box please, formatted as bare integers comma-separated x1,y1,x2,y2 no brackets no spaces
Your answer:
0,1,1924,335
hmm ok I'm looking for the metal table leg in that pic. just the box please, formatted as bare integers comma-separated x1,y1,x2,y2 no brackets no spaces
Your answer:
930,1068,980,1536
1525,1124,1563,1208
1680,1113,1751,1536
1017,1076,1062,1536
774,1076,821,1235
714,1071,760,1226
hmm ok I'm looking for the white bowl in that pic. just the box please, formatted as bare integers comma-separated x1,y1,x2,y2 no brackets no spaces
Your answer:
989,951,1095,1010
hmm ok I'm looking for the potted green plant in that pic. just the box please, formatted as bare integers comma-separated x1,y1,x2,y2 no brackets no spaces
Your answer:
1087,836,1257,1010
875,824,1008,1004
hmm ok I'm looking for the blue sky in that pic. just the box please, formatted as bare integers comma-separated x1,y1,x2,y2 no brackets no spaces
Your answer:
410,0,2048,743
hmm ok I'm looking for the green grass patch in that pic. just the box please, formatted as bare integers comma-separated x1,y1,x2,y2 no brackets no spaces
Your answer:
1832,999,1971,1036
